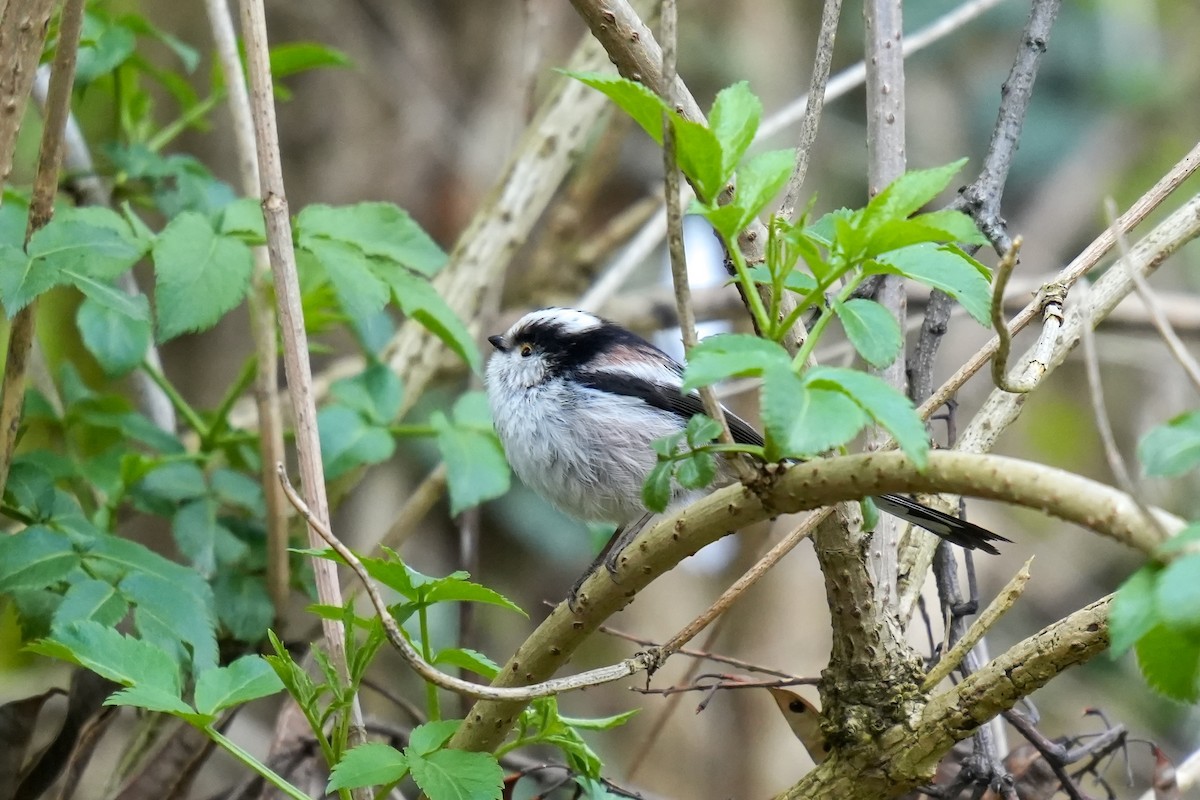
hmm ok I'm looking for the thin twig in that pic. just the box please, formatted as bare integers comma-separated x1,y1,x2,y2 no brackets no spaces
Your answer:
777,0,843,222
235,0,365,750
595,620,800,679
0,0,85,498
276,465,655,700
633,676,817,698
204,0,290,621
1105,197,1200,394
989,237,1066,394
923,557,1033,690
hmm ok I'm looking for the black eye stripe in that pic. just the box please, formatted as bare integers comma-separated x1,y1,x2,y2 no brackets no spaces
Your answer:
514,320,673,374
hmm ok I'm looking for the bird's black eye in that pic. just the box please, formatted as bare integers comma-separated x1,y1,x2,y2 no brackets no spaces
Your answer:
789,700,806,713
519,343,533,357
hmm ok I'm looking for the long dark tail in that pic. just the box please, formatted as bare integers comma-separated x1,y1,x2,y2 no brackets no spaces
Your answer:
872,494,1009,555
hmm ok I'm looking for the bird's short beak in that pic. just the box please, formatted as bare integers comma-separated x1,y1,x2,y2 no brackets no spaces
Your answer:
487,335,506,352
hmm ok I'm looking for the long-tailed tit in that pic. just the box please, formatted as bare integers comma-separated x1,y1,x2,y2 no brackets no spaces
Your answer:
485,308,1007,599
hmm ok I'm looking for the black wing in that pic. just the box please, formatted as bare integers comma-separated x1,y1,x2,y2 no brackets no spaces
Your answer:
577,371,764,447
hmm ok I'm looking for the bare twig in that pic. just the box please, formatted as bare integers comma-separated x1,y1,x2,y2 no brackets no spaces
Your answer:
276,465,655,700
1105,197,1200,394
204,0,290,621
236,0,364,748
595,619,800,679
0,0,84,498
923,557,1033,690
777,0,843,221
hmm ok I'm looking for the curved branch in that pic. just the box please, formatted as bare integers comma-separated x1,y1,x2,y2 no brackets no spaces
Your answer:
450,450,1175,753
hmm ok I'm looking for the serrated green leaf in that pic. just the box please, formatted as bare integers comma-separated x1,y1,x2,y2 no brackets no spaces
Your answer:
566,72,670,147
685,414,722,446
4,461,58,519
296,202,445,275
1134,624,1200,703
328,743,409,791
423,576,526,616
1110,565,1161,656
120,572,219,673
137,462,207,503
53,578,127,628
862,159,968,232
304,237,390,321
761,367,867,459
672,116,726,202
270,41,353,78
452,391,493,428
433,647,501,679
330,363,403,425
384,270,481,370
1139,411,1200,477
318,405,396,480
409,720,463,756
409,748,503,800
194,655,284,715
76,294,152,377
682,334,791,392
75,13,138,84
210,468,265,514
68,273,151,320
152,212,253,341
872,243,991,325
804,366,929,468
30,620,181,694
676,451,716,489
835,298,902,368
708,81,761,178
0,527,78,592
907,209,988,245
213,572,273,642
727,149,794,229
642,460,674,514
431,411,510,515
171,498,220,576
106,685,198,717
1156,554,1200,635
1156,524,1200,558
746,264,819,295
218,197,267,242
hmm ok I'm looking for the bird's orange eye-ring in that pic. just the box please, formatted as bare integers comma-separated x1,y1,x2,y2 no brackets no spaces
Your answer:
519,343,533,357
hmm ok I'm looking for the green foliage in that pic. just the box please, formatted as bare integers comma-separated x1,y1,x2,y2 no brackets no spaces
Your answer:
1110,525,1200,702
498,696,638,780
431,392,511,515
1138,410,1200,477
643,414,723,513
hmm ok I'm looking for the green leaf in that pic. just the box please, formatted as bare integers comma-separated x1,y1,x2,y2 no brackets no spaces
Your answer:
746,264,818,295
330,363,403,425
304,238,390,321
210,469,265,515
834,298,902,368
0,219,145,316
409,720,463,756
75,13,138,84
171,498,221,575
409,749,503,800
642,460,674,514
194,655,284,715
30,620,180,694
120,572,219,673
1155,523,1200,558
761,367,867,459
805,366,929,468
433,647,501,679
423,577,525,616
727,149,794,230
137,462,207,503
1135,624,1200,703
296,202,446,276
318,405,395,480
431,411,510,515
270,41,353,78
53,578,127,628
685,414,723,447
76,294,152,376
68,273,151,321
1156,554,1200,635
384,271,481,370
213,572,274,642
218,198,266,242
566,72,670,147
0,527,78,591
1139,411,1200,477
558,708,640,731
708,81,761,179
1110,565,1160,656
671,117,726,202
107,685,198,717
152,212,253,341
676,451,716,489
861,159,968,231
328,743,409,791
872,243,991,326
682,334,791,392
